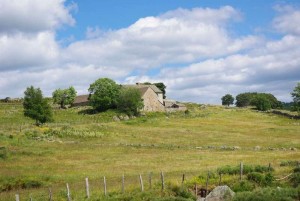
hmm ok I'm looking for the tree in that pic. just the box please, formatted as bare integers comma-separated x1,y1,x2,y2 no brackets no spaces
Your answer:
291,82,300,113
88,78,120,111
221,94,234,106
23,86,53,125
251,95,271,111
117,87,144,116
52,86,77,109
236,92,256,107
236,92,280,109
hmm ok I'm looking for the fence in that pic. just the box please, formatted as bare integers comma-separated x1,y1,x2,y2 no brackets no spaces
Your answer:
0,163,255,201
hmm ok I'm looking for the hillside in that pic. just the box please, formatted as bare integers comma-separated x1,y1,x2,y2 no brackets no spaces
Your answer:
0,102,299,200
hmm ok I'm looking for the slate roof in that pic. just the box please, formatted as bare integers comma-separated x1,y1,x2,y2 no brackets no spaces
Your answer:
123,84,162,95
73,94,89,104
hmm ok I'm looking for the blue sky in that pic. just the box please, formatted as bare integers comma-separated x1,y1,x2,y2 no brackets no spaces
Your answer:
0,0,300,104
61,0,278,41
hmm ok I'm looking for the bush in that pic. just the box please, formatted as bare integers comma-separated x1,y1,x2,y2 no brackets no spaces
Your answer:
232,181,255,192
217,164,272,175
170,185,196,200
117,87,143,116
0,147,8,160
247,172,274,186
280,160,300,167
0,178,43,192
247,172,264,184
233,187,299,201
290,167,300,187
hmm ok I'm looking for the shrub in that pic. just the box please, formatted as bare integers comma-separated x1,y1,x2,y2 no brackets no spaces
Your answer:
217,164,273,175
117,87,143,116
170,185,196,199
0,178,43,192
247,172,264,184
247,172,274,186
290,167,300,187
0,147,8,160
232,181,255,192
280,160,300,167
254,165,274,173
233,187,299,201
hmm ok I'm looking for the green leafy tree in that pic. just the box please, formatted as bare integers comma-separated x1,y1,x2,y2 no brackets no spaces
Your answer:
153,82,167,99
236,92,280,109
23,86,53,125
291,82,300,113
236,92,257,107
221,94,234,106
117,87,144,116
88,78,120,111
251,95,271,111
52,86,77,109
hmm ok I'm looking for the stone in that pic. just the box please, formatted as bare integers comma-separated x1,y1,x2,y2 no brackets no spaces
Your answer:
113,116,120,121
233,146,241,150
254,146,261,151
197,185,235,201
123,115,129,121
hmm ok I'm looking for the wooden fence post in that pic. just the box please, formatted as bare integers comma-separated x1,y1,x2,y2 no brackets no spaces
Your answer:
139,174,144,192
161,171,165,191
49,187,53,201
85,177,90,198
30,194,33,201
103,176,107,196
149,172,152,189
240,162,243,181
15,194,19,201
182,173,185,184
195,184,198,197
122,174,125,193
66,183,71,201
268,163,271,172
205,171,209,196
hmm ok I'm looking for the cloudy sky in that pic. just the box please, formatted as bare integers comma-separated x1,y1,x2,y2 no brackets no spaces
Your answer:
0,0,299,104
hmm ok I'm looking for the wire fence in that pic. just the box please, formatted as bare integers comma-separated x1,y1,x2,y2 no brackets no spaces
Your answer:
0,170,220,201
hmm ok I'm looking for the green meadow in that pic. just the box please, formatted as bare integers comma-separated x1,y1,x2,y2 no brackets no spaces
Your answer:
0,102,299,200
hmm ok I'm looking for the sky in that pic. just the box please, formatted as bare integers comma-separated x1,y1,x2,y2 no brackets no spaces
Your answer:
0,0,300,104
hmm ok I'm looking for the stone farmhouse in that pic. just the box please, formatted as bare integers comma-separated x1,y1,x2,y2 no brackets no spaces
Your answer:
72,94,89,107
123,83,165,112
72,83,186,112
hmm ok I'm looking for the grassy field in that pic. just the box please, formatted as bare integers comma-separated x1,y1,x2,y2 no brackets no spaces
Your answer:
0,102,299,200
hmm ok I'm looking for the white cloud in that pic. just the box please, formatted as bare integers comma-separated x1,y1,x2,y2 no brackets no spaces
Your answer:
0,0,75,71
64,6,260,71
0,31,59,71
273,5,300,35
0,0,75,34
0,3,299,105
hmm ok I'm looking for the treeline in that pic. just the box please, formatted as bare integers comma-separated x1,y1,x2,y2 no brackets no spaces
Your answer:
236,92,280,111
221,82,300,112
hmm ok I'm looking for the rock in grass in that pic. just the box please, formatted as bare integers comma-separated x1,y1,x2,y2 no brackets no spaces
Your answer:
198,185,235,201
254,146,261,151
113,116,120,121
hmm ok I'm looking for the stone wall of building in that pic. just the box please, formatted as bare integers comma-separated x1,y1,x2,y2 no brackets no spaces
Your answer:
142,88,165,112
